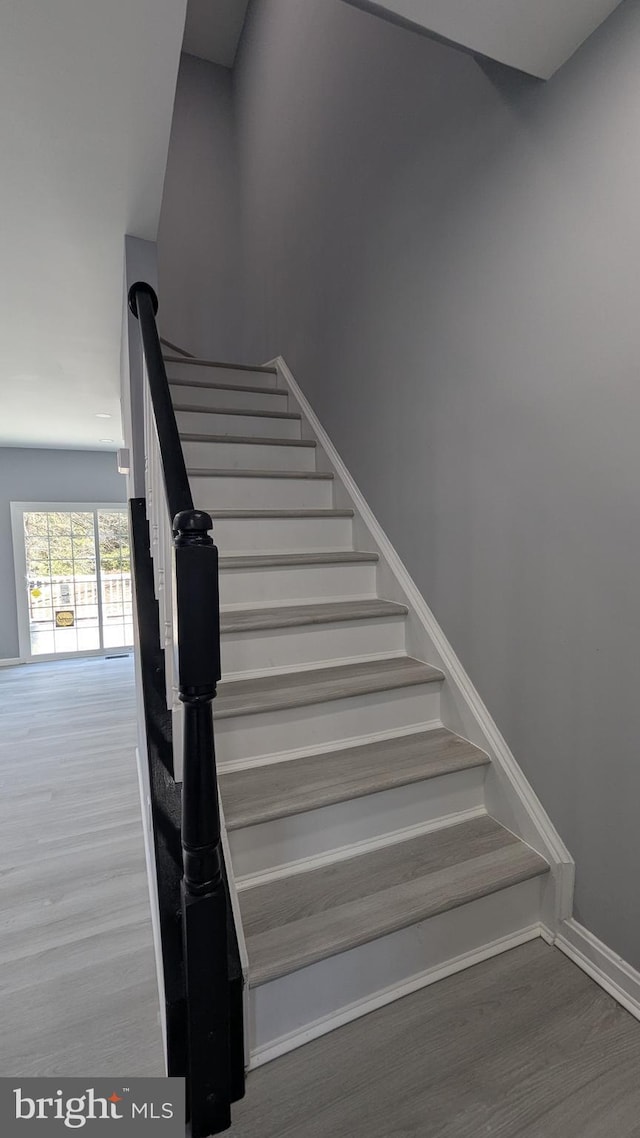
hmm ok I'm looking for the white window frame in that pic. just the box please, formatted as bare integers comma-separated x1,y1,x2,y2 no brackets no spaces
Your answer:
10,501,133,664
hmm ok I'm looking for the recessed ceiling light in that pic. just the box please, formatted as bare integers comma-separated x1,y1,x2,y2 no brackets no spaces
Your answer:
95,412,111,419
99,437,114,443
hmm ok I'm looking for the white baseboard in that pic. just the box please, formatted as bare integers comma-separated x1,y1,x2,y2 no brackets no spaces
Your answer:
0,657,23,668
552,918,640,1022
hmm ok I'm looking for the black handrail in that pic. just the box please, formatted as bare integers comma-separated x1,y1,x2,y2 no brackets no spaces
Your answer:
129,283,192,522
128,282,238,1136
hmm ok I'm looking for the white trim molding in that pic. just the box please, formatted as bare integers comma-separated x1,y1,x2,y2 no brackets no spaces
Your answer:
553,919,640,1022
0,657,23,668
269,355,575,934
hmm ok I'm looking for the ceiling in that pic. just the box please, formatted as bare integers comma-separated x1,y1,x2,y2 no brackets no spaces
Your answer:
2,0,620,453
182,0,250,68
0,0,187,451
345,0,625,79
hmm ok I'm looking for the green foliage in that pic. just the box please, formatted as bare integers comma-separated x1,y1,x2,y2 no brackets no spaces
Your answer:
24,510,130,579
98,510,131,575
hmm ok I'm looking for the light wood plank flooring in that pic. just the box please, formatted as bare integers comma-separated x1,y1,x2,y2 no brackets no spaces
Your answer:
0,656,164,1076
232,938,640,1137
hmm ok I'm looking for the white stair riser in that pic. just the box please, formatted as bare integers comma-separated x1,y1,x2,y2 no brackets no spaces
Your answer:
215,682,441,765
213,515,353,554
230,766,487,879
177,409,300,439
167,363,281,388
190,474,333,511
171,385,288,412
182,438,316,472
218,561,377,606
249,876,546,1065
221,615,406,676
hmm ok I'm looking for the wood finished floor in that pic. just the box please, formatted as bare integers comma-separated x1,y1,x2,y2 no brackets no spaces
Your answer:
233,939,640,1137
0,656,164,1077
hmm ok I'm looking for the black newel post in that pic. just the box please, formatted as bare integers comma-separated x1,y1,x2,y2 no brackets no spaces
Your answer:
174,509,230,1137
129,281,238,1134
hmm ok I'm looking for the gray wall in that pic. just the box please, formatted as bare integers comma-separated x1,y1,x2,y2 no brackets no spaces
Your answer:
232,0,640,967
157,53,240,360
122,234,158,498
159,0,640,966
0,448,125,661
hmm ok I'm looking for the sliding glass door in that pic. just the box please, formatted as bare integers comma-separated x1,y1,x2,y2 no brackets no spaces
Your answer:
12,504,133,661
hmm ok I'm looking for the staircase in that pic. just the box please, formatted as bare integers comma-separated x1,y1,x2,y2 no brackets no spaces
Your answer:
160,349,569,1074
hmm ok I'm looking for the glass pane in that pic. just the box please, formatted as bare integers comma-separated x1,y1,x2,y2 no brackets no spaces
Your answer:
71,563,98,581
103,623,127,648
23,510,97,658
50,561,74,579
25,537,49,569
98,510,133,648
70,512,93,535
30,606,53,624
32,628,55,655
76,625,100,651
54,626,79,654
24,512,50,536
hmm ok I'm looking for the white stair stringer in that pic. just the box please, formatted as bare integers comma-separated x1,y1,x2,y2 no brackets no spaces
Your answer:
159,348,573,1069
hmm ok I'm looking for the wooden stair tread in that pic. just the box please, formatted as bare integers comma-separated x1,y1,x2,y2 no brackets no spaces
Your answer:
169,378,284,396
218,551,378,569
239,815,549,986
180,432,315,448
215,656,443,719
174,403,300,421
221,727,490,830
188,468,333,480
220,598,407,634
164,355,277,374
